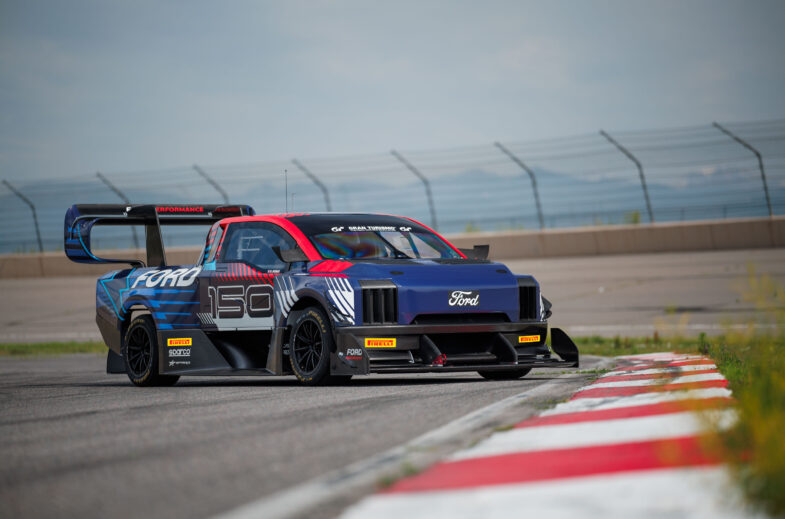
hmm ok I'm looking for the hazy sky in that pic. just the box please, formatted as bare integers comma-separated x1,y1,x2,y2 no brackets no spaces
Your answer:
1,0,784,182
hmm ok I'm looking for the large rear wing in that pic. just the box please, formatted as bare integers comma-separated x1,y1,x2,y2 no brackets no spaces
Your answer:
64,204,255,267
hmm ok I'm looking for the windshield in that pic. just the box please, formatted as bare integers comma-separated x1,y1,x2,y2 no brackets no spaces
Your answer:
310,230,461,260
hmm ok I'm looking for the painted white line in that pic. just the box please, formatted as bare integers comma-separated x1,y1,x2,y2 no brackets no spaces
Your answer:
213,362,614,519
585,372,725,389
540,387,733,416
340,466,762,519
449,409,735,461
602,364,717,377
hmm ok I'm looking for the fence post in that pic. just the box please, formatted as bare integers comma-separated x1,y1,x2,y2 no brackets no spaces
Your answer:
193,165,230,204
494,141,545,229
96,172,141,249
2,180,44,253
390,150,438,230
599,130,654,223
712,122,773,217
291,159,333,211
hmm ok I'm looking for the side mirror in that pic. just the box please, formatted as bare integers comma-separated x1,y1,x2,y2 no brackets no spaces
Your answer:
459,244,489,260
272,246,310,263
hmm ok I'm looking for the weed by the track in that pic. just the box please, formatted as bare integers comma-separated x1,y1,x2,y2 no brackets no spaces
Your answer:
376,462,421,490
0,341,106,356
573,267,785,516
703,268,785,517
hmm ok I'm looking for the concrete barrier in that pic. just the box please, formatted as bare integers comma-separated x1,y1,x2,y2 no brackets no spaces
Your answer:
449,216,785,259
1,216,783,278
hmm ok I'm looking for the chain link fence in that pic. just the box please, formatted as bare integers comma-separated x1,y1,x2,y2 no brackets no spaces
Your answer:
2,119,784,254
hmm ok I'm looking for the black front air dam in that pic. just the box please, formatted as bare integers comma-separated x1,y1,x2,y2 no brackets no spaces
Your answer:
333,322,578,374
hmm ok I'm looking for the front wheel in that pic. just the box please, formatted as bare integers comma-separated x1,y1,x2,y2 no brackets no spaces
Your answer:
288,307,339,386
477,368,532,381
123,315,180,387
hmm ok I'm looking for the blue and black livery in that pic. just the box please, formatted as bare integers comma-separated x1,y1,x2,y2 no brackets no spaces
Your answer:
65,204,579,386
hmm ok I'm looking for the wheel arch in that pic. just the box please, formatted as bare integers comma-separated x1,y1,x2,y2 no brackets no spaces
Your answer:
120,303,153,348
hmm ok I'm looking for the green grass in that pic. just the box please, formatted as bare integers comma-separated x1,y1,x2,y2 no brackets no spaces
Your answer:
574,333,706,357
0,341,106,356
701,269,785,518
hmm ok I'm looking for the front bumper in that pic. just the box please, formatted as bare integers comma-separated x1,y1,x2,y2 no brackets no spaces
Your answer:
331,321,579,375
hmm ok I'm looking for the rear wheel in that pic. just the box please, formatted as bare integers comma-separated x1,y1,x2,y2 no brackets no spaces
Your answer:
289,307,340,386
477,368,531,380
123,315,180,387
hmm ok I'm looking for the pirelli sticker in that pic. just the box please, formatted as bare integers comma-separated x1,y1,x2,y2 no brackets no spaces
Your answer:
167,338,193,347
518,335,541,344
364,338,397,348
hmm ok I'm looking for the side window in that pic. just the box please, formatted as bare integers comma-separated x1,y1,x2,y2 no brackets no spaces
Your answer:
219,222,295,272
203,225,223,264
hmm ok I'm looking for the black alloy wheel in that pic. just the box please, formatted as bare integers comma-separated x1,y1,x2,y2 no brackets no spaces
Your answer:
123,315,179,387
289,307,348,385
292,319,323,375
126,324,153,378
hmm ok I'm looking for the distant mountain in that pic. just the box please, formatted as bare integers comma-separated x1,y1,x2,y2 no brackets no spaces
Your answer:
1,164,780,253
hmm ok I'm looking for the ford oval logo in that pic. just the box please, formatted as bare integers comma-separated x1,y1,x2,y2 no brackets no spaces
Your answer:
448,290,480,307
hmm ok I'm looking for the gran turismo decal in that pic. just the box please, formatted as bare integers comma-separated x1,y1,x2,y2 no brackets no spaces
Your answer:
519,335,541,343
448,290,480,307
132,267,202,288
365,338,396,348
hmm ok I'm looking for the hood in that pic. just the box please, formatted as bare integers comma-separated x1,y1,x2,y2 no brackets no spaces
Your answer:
334,259,534,324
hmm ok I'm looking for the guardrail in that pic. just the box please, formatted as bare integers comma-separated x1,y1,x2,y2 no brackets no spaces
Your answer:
1,119,783,255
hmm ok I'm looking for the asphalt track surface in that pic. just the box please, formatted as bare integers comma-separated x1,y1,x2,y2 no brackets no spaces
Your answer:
1,248,783,518
0,355,606,519
1,248,783,343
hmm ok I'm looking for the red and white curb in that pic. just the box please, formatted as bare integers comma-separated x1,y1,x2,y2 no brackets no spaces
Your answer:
341,353,761,519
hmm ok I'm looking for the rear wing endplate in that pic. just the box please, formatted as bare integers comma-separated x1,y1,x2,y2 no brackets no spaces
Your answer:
64,204,254,267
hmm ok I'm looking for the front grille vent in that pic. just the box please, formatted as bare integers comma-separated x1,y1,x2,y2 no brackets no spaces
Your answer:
362,287,398,324
519,285,538,321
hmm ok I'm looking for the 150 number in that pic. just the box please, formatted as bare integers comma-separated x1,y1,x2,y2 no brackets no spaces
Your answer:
208,285,273,318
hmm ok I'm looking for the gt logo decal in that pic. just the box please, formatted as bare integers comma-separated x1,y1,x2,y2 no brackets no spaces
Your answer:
365,338,396,348
519,335,541,343
207,284,273,319
167,338,192,347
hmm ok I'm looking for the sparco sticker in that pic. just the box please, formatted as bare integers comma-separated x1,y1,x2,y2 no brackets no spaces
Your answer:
448,290,480,307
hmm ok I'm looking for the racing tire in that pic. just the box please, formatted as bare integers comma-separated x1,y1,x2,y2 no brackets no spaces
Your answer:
477,368,532,380
123,315,180,387
288,306,339,386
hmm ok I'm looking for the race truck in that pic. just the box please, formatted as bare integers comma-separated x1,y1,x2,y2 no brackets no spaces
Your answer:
64,204,578,386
